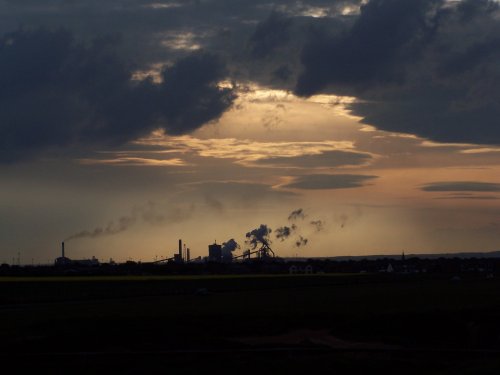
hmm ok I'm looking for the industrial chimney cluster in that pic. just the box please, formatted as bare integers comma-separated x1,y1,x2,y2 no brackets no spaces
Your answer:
148,238,276,265
56,237,275,266
174,239,191,263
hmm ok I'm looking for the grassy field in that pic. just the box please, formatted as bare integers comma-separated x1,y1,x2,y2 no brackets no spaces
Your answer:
1,273,500,373
0,272,361,282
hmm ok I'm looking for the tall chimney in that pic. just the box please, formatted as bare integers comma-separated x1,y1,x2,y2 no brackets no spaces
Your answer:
187,248,190,262
178,239,182,260
62,241,65,258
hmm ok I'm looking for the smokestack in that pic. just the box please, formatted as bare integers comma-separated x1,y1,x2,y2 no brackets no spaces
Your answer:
187,248,190,262
61,241,65,258
178,239,182,260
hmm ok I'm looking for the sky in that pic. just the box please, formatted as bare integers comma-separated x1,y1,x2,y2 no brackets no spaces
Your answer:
1,0,500,264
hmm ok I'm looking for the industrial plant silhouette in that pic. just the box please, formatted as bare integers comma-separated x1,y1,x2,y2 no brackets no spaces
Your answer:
2,235,500,374
3,210,500,374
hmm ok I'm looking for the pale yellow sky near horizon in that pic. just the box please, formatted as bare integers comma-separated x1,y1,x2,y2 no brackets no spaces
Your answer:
1,85,500,264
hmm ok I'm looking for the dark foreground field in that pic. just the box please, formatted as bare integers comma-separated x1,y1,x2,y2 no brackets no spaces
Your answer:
1,273,500,374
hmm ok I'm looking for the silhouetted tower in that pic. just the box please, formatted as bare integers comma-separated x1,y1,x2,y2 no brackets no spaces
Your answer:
173,239,184,263
208,242,222,262
257,241,275,258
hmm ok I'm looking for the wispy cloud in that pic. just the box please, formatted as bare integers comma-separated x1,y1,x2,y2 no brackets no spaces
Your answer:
421,181,500,192
281,174,378,190
133,133,366,168
460,148,500,154
253,150,372,168
434,195,499,200
78,157,189,167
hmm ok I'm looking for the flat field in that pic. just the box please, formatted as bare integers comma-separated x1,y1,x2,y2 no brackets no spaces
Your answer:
1,273,500,373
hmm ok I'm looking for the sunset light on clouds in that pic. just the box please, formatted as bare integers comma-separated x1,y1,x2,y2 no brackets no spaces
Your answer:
1,0,499,264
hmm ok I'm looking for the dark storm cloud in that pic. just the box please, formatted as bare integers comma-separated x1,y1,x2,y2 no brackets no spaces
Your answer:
0,0,361,75
0,1,367,163
158,52,236,134
249,11,291,58
0,1,358,102
239,3,359,89
283,174,377,190
296,0,437,94
0,28,235,162
272,64,293,81
254,150,372,168
295,0,500,145
422,181,500,192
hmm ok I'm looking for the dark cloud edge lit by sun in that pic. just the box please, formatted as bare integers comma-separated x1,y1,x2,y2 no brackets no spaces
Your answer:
1,0,500,263
2,0,500,163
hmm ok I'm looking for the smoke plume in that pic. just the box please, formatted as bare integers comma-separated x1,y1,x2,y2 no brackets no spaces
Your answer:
64,215,137,241
245,224,272,249
310,220,324,232
275,224,297,241
222,238,240,257
288,208,305,221
64,201,192,241
295,236,308,248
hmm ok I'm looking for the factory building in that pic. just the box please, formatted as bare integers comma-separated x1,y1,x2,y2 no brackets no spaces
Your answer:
54,242,72,266
208,242,222,262
151,239,197,264
173,239,192,263
54,242,99,267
